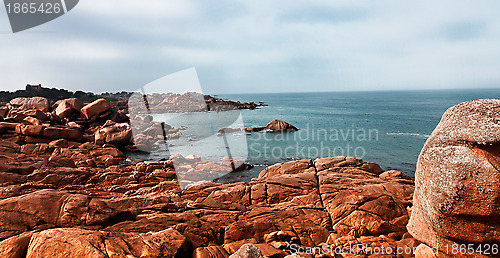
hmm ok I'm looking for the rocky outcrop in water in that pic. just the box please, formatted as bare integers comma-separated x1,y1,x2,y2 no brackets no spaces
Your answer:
128,92,266,114
244,119,299,133
408,99,500,257
265,119,299,131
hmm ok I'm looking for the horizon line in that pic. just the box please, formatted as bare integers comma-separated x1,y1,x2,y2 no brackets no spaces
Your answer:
211,86,500,96
3,84,499,96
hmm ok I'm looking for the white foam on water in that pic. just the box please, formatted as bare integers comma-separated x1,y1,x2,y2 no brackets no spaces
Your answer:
387,132,430,139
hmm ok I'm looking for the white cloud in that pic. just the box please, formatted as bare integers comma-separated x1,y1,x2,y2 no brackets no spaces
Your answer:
77,0,197,20
0,0,500,93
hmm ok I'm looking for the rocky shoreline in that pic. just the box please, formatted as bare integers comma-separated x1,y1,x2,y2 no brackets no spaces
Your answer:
0,92,498,257
1,84,266,112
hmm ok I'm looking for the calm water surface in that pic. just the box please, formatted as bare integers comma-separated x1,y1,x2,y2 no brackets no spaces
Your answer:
129,88,500,182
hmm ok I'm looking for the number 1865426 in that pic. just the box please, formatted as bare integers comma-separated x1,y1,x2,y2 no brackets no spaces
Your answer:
5,2,62,14
443,244,498,255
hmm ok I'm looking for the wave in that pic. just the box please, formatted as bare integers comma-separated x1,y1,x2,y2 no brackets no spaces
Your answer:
386,132,430,139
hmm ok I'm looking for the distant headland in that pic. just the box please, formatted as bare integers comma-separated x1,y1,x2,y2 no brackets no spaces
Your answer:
0,84,267,111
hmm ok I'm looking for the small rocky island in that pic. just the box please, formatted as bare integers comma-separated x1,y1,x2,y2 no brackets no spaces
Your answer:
0,85,498,258
218,119,299,136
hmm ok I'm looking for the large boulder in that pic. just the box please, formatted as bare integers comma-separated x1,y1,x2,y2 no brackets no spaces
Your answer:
15,124,44,136
9,97,50,112
265,119,298,131
407,99,500,255
95,121,132,146
80,99,111,121
54,98,84,119
0,190,87,240
43,126,84,142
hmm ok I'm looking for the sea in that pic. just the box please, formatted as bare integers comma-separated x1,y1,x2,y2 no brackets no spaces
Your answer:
129,88,500,183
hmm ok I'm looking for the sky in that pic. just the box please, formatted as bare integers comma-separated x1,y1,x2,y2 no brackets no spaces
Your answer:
1,0,500,94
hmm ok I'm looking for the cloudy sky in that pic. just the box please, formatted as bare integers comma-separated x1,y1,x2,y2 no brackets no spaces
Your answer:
1,0,500,94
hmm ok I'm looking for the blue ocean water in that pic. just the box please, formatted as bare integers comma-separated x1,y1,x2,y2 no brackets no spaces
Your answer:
132,88,500,182
218,88,500,177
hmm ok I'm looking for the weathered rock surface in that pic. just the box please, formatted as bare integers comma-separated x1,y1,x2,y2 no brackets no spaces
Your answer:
95,121,132,146
0,190,86,239
244,127,266,132
0,148,415,257
245,120,298,133
9,97,50,112
53,98,83,119
258,159,314,178
229,243,263,258
315,156,383,175
193,245,230,258
265,119,298,131
26,228,190,258
408,99,500,256
81,98,111,121
0,232,32,258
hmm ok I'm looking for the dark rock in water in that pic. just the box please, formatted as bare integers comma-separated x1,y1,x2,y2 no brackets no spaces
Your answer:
244,127,265,132
221,157,253,172
217,127,241,136
206,95,266,111
265,119,298,131
244,120,298,133
408,99,500,255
